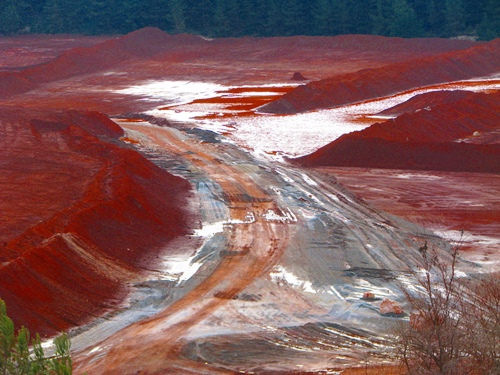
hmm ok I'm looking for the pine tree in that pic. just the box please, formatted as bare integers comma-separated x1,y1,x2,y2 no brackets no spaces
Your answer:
312,0,335,35
40,0,65,34
281,0,305,35
478,0,500,40
169,0,187,33
214,0,232,36
346,0,373,34
390,0,423,38
425,0,445,37
444,0,465,37
333,0,351,34
140,0,171,30
265,0,284,36
371,0,393,36
185,0,214,35
0,299,73,375
0,1,21,35
241,0,267,36
60,0,91,34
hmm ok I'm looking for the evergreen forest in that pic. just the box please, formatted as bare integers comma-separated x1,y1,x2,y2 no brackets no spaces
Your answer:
0,0,499,40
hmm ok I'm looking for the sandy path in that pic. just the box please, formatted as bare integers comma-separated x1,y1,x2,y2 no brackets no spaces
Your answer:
74,124,291,374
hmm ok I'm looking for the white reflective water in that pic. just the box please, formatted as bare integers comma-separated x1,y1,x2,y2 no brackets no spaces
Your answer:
116,77,500,160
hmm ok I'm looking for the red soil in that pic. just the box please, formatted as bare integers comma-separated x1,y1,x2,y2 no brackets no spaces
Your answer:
295,90,500,173
0,107,193,336
378,90,480,116
321,167,500,256
357,90,499,143
0,27,496,342
0,34,112,71
0,28,481,104
260,39,500,114
0,28,204,99
21,28,192,84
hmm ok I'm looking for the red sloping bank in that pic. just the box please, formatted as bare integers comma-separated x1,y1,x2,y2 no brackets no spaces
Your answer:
0,108,193,336
0,27,206,98
294,90,500,173
260,39,500,114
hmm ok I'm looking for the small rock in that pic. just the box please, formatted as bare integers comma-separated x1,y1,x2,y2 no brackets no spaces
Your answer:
380,299,404,316
362,292,376,300
291,72,307,81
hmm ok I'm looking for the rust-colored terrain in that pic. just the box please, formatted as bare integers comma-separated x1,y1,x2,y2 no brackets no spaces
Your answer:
259,39,500,114
0,107,193,336
294,90,500,173
0,28,498,374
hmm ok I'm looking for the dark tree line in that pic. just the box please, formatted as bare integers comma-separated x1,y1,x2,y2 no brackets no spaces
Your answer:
0,0,498,40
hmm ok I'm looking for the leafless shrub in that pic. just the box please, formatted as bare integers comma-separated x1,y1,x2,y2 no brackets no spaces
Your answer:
394,239,499,374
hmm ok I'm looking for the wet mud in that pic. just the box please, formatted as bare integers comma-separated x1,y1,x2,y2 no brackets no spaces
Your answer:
260,39,500,114
0,28,497,374
295,90,500,173
0,108,194,336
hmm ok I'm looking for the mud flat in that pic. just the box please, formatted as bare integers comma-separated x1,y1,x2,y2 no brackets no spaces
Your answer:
74,121,429,374
0,28,498,374
318,167,500,268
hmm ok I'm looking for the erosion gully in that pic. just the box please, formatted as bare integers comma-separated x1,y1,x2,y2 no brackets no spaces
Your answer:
69,117,448,374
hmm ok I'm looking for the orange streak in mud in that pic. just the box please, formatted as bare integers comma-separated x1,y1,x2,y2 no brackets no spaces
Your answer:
75,124,292,374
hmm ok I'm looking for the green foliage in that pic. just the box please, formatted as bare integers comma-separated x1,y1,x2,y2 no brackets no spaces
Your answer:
371,0,392,36
280,0,306,36
0,0,497,39
40,0,65,34
0,1,22,35
168,0,187,33
477,0,500,40
389,0,424,38
0,299,73,375
444,0,465,36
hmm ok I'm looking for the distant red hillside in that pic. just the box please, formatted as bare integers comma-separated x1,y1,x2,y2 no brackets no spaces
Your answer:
0,108,194,336
0,28,482,103
260,39,500,114
294,90,500,173
0,28,206,99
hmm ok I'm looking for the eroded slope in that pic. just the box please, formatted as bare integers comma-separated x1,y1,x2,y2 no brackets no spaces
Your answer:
0,108,194,336
295,90,500,173
260,39,500,114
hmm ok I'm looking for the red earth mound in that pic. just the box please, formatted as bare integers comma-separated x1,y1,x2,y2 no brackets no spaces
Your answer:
0,108,194,336
157,33,478,64
357,90,500,143
22,27,169,83
0,34,112,72
260,39,500,114
377,90,476,117
294,90,500,173
0,28,206,99
0,72,37,96
0,29,482,103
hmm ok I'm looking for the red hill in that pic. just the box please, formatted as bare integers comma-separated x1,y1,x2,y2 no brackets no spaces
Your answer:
377,90,474,117
0,108,194,336
0,28,207,98
294,90,500,173
0,30,482,101
260,39,500,114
